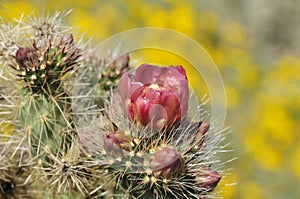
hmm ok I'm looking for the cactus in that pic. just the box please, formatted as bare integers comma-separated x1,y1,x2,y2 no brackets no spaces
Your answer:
84,105,223,199
0,11,228,199
78,64,226,199
0,11,99,197
82,48,130,109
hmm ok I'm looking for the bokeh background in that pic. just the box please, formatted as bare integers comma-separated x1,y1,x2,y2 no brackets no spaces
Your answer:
1,0,300,198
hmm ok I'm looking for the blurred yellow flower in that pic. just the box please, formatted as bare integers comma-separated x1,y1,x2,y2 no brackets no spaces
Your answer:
0,121,14,141
0,0,35,20
240,181,265,199
244,129,283,171
222,22,249,47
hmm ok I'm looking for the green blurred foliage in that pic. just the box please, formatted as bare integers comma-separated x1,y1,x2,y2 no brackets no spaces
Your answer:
1,0,300,198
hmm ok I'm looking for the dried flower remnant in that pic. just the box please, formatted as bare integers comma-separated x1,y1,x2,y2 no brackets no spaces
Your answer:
103,131,132,157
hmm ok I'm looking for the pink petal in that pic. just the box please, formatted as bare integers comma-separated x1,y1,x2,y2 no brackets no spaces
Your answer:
134,64,162,84
149,104,168,130
133,97,151,125
118,73,143,105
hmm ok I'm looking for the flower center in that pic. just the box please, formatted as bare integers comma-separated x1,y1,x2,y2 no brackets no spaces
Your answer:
148,83,160,90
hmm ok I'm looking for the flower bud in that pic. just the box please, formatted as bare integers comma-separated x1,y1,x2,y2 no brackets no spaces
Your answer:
199,122,210,136
196,122,210,150
196,167,221,192
149,147,183,178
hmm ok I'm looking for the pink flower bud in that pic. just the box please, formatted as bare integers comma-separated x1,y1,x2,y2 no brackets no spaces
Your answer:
196,167,221,192
118,64,189,130
149,147,183,178
196,122,210,150
199,122,210,136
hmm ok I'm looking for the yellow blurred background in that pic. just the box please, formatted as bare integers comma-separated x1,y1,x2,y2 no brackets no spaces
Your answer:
1,0,300,198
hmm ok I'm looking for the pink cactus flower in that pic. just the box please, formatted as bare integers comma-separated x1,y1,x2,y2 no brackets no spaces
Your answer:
118,64,189,130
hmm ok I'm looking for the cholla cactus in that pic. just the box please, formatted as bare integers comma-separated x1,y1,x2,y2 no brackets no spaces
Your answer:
0,11,228,199
82,49,130,109
0,11,100,197
79,64,224,199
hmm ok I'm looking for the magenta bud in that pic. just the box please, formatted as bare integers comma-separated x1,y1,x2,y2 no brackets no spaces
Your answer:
118,64,189,130
196,167,221,192
149,147,183,178
199,122,210,136
196,122,210,150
